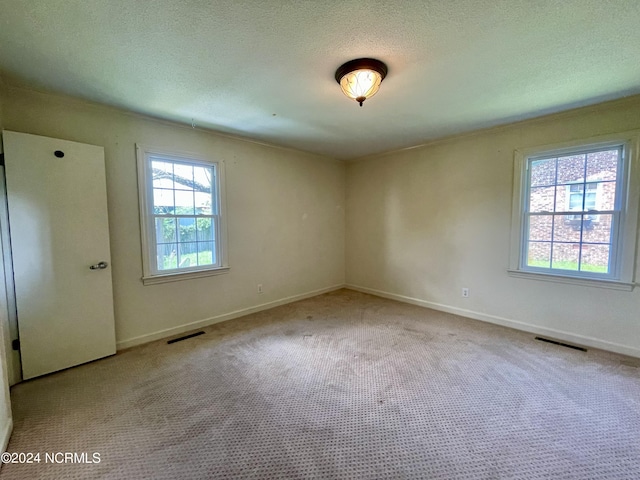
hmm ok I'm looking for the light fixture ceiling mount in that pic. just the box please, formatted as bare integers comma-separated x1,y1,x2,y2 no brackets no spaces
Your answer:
335,58,388,107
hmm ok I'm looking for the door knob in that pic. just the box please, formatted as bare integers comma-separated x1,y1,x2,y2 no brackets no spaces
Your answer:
89,261,108,270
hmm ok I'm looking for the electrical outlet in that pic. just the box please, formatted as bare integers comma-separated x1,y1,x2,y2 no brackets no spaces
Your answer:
257,284,263,294
462,287,469,298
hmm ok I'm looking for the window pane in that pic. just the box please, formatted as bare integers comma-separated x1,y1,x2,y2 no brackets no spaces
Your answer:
193,166,212,190
551,243,580,271
527,242,551,268
528,215,552,241
554,215,581,242
178,242,197,268
595,181,616,210
580,244,610,273
585,187,596,210
151,161,174,189
568,185,584,210
195,192,213,215
586,150,618,181
582,214,612,244
155,217,176,244
178,217,196,243
555,185,571,212
557,154,585,184
529,186,555,212
153,188,175,214
157,244,177,270
196,218,213,241
530,158,556,187
197,242,215,266
193,166,213,215
569,194,582,210
174,164,194,190
175,190,195,215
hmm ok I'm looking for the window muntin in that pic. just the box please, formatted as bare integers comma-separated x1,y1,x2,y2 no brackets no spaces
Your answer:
137,146,228,282
523,145,622,277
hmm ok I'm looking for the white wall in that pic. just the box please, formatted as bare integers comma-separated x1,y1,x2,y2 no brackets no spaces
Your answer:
0,79,14,451
2,83,639,364
346,96,640,357
1,86,345,348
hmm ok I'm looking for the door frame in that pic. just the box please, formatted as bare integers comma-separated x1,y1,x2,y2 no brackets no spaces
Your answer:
0,161,20,386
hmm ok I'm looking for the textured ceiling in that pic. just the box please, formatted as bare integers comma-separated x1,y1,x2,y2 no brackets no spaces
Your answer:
1,0,640,160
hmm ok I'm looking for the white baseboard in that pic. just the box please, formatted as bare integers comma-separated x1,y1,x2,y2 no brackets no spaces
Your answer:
0,418,12,453
346,284,640,359
117,284,345,350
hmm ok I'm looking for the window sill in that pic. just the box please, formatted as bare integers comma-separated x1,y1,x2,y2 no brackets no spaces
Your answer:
142,266,230,285
507,269,635,291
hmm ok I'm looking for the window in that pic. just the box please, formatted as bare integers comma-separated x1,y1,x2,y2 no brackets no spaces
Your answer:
509,132,639,290
136,145,228,284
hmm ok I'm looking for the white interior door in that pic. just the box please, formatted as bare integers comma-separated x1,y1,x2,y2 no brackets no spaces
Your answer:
3,131,116,380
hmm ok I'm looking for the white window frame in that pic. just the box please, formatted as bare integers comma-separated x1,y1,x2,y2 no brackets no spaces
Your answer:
136,144,229,285
508,131,639,291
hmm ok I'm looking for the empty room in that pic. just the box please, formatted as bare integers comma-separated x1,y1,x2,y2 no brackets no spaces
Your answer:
0,1,638,479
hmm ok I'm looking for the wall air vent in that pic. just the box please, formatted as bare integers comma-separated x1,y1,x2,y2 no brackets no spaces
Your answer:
535,337,587,352
167,331,205,344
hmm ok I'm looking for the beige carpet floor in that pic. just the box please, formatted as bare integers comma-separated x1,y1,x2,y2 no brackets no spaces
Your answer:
2,289,639,479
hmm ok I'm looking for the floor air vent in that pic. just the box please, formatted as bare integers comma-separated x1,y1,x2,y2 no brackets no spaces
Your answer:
535,336,587,352
167,331,205,344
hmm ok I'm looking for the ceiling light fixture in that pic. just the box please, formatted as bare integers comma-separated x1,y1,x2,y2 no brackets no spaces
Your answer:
335,58,388,107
